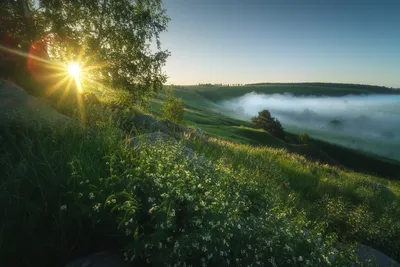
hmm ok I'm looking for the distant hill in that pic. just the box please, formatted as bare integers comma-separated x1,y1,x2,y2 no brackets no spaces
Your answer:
184,83,400,102
246,82,398,93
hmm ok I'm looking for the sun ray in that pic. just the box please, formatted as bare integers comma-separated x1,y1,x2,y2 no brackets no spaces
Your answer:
58,78,74,105
46,76,71,97
1,42,113,123
0,45,57,66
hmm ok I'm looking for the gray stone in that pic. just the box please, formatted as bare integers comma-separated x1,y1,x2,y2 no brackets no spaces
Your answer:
0,79,71,125
356,244,400,267
132,113,167,132
66,251,130,267
362,181,396,200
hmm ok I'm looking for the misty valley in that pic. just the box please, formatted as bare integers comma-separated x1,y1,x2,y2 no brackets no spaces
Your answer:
220,93,400,162
2,0,400,266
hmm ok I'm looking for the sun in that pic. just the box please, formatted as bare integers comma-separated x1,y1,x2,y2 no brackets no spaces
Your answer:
67,62,81,80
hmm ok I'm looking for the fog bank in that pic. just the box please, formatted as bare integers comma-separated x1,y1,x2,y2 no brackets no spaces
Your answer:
219,92,400,161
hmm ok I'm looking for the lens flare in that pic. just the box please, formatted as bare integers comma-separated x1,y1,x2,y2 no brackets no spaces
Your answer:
67,62,81,80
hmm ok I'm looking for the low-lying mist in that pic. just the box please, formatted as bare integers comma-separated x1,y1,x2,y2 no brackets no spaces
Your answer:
219,92,400,162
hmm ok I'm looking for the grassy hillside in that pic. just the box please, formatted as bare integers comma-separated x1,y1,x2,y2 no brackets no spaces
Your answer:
1,82,400,266
151,86,400,180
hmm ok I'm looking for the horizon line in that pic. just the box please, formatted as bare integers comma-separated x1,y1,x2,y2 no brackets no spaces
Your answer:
164,81,400,89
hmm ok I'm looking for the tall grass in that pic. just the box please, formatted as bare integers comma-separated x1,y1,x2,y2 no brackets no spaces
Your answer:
1,112,364,266
1,93,399,266
187,136,400,262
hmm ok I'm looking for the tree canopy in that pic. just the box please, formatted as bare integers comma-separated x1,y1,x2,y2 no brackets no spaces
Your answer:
0,0,170,102
251,109,285,139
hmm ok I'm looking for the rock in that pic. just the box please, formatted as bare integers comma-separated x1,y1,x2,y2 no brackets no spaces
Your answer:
362,181,396,199
161,119,186,132
183,127,209,145
132,113,167,132
356,244,400,267
0,79,71,125
66,251,130,267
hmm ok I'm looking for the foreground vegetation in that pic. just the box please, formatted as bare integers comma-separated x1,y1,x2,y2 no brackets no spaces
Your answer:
1,87,400,266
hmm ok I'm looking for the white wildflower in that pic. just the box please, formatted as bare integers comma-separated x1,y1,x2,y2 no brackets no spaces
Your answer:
60,205,67,211
93,203,101,212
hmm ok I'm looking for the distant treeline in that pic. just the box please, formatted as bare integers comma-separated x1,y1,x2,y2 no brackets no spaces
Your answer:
246,82,399,92
197,83,243,87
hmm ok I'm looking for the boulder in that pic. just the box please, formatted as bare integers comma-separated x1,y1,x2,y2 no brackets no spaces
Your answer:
0,79,71,126
66,251,130,267
356,244,400,267
362,181,396,200
132,113,166,132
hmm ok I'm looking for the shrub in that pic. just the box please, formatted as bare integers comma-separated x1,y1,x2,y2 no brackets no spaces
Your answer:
298,133,310,144
162,89,184,124
251,109,285,139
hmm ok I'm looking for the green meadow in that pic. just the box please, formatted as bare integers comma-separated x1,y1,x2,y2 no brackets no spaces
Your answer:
1,81,400,266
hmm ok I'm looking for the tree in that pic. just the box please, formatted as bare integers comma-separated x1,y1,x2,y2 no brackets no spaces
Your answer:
251,109,285,139
162,87,184,124
0,0,170,102
298,133,310,144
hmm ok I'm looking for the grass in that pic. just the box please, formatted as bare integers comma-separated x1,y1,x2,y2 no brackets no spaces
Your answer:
1,82,400,266
150,86,400,180
0,112,357,266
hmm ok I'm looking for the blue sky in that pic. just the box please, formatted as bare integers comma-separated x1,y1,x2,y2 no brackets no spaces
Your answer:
159,0,400,87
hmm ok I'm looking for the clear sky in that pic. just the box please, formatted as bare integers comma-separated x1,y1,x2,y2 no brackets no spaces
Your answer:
159,0,400,87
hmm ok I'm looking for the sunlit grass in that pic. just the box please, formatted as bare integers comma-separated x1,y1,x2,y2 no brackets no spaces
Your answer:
1,85,399,266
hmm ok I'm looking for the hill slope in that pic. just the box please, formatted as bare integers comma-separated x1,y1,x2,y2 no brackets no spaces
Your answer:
2,80,400,266
151,86,400,180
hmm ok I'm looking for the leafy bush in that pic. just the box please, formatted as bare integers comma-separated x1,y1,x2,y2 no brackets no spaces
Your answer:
162,90,184,124
251,109,285,139
298,133,310,144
